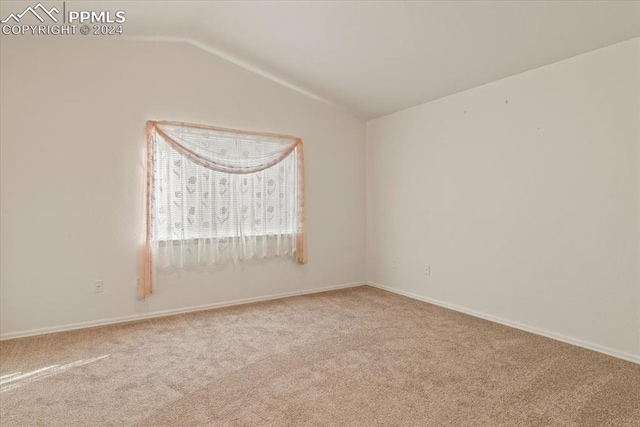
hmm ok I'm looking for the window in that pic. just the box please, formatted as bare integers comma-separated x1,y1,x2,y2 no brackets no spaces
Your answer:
140,121,306,298
153,134,298,242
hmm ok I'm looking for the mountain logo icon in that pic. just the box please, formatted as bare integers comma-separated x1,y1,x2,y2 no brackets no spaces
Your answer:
1,3,59,24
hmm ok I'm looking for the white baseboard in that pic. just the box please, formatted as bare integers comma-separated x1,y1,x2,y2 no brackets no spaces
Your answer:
367,281,639,365
0,282,364,341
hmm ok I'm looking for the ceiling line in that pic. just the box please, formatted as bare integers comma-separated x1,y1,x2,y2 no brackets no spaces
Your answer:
122,35,362,118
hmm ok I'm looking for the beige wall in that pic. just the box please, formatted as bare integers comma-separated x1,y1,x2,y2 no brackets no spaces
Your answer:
2,35,638,363
0,38,367,337
366,38,640,361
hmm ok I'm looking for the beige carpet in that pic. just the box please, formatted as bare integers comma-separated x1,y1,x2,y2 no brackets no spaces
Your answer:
0,286,638,426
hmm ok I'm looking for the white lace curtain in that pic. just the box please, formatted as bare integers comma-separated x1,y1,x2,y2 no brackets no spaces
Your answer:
141,121,306,298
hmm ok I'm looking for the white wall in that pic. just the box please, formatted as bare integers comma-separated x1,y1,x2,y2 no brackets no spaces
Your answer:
2,36,638,363
0,38,366,337
367,38,640,361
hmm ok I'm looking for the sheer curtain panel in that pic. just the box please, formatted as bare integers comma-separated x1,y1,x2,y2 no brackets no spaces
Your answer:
141,121,306,298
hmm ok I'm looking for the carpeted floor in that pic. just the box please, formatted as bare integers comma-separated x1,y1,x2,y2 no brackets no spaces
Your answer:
0,286,638,426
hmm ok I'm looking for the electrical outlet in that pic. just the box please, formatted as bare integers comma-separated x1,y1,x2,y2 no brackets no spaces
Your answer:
393,259,398,271
425,265,431,276
94,280,104,293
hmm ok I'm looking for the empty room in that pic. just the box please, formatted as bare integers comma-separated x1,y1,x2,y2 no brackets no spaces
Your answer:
0,1,638,425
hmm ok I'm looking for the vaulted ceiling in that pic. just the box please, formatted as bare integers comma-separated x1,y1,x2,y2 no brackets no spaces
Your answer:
6,1,639,118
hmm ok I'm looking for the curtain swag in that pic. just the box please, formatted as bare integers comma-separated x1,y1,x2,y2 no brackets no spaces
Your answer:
141,120,307,299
